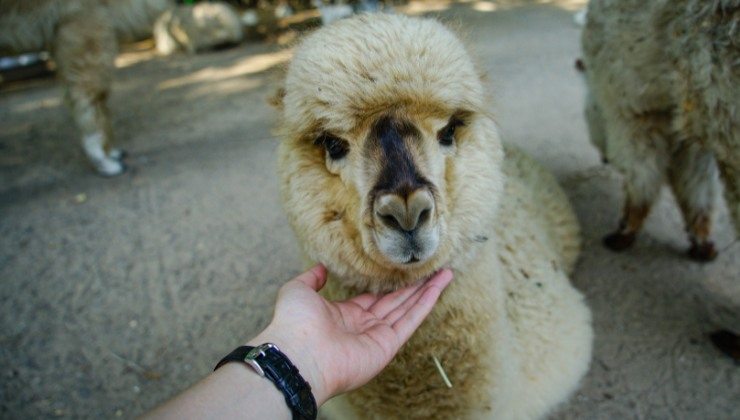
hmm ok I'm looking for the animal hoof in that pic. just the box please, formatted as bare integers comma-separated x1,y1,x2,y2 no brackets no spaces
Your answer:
575,58,585,72
688,241,717,262
603,231,636,251
709,330,740,363
95,157,127,177
108,148,127,161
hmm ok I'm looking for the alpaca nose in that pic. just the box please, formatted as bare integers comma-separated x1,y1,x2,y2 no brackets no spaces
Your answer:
375,188,434,233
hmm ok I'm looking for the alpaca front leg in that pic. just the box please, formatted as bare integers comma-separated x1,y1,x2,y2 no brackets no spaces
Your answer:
603,199,652,251
603,151,664,252
54,9,126,176
601,112,669,251
669,142,720,262
74,100,126,176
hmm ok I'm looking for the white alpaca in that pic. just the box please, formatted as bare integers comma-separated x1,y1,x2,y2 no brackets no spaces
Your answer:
581,0,739,260
276,13,592,419
154,2,244,55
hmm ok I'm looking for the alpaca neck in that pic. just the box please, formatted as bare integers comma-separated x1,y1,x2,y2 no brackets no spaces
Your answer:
330,239,518,418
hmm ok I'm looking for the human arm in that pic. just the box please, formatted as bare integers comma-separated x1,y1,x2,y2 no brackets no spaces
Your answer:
142,265,454,419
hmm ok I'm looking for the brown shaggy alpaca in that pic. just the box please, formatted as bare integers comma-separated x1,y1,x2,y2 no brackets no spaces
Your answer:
0,0,172,176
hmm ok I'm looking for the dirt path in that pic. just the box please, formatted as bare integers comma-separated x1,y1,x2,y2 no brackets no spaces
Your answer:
1,2,738,418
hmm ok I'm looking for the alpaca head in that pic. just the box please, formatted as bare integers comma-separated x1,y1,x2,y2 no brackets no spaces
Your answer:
277,14,505,291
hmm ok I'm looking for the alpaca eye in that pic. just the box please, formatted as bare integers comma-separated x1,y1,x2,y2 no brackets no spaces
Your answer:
437,117,465,146
315,133,349,160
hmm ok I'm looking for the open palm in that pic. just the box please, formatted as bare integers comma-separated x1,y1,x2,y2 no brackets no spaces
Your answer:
252,265,453,405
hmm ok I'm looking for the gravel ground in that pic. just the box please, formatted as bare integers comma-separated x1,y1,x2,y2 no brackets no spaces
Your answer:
1,1,738,418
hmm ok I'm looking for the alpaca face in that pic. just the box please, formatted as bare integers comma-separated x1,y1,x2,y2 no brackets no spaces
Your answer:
278,14,504,289
312,110,473,266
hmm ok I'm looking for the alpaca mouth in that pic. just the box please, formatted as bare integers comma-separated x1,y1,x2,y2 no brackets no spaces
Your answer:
373,228,439,266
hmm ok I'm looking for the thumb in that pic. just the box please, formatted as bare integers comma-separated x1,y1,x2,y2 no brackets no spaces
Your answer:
292,264,328,291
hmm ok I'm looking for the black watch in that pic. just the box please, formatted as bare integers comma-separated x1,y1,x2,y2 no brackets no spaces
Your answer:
215,343,318,420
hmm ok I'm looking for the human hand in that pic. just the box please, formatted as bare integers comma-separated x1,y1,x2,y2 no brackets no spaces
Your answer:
249,265,454,405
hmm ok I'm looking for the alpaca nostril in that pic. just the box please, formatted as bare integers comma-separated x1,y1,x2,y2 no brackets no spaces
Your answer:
375,188,434,233
418,208,431,226
378,212,402,232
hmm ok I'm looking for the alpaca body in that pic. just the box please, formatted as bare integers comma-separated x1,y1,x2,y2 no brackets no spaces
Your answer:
277,13,591,419
319,146,592,419
0,0,172,175
153,2,244,55
582,0,739,257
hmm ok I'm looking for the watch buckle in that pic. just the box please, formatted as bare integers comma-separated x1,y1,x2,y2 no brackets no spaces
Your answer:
244,343,279,377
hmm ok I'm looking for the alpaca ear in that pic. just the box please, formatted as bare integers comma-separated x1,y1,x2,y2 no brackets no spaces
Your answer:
268,87,286,109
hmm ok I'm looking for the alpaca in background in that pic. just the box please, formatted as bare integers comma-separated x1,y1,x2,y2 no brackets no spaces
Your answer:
581,0,738,262
154,2,244,55
0,0,248,176
0,0,173,176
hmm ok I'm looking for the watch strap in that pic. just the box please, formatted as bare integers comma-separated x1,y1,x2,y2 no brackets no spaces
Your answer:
215,344,318,420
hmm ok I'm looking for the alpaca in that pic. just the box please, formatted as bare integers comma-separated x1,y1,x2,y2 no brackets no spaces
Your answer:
581,0,739,261
0,0,172,175
275,13,592,419
153,2,244,55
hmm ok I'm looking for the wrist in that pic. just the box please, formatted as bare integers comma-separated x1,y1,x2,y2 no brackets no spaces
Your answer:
247,325,333,405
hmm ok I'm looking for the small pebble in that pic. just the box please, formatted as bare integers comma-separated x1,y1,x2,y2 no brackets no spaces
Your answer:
74,193,87,204
115,409,123,417
129,320,138,328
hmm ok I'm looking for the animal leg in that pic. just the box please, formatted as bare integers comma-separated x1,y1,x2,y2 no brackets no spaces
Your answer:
601,109,670,251
668,142,720,262
54,8,126,176
603,142,665,251
603,199,654,251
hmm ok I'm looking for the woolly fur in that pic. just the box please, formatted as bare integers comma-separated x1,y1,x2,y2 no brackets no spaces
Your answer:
153,2,244,55
0,0,173,175
582,0,740,241
276,13,592,419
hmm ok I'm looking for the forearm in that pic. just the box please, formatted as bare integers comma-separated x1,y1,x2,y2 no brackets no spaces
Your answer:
141,358,291,420
142,327,328,420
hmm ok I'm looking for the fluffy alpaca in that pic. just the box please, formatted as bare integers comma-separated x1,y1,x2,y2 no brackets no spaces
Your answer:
153,2,244,55
581,0,739,260
0,0,172,175
275,14,592,419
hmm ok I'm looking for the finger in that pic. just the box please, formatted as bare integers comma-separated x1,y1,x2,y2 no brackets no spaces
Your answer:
383,284,427,326
382,269,453,325
426,268,454,289
391,273,452,343
292,264,328,291
367,280,426,318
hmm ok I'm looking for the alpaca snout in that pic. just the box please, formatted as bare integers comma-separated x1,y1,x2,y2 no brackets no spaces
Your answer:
374,188,434,233
372,188,440,266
